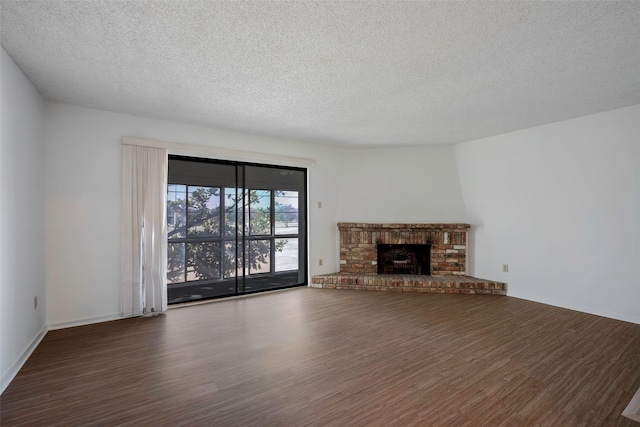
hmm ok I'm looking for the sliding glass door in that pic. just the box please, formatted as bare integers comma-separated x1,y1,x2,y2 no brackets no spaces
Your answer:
166,156,307,304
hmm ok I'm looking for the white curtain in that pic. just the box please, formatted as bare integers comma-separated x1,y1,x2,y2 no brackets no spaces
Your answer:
121,144,168,317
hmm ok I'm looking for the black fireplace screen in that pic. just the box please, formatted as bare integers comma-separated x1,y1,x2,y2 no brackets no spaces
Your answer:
377,244,431,275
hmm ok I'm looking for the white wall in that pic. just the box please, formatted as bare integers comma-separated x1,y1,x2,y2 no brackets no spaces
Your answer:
455,104,640,324
337,145,467,223
44,103,347,327
0,48,47,392
21,65,640,345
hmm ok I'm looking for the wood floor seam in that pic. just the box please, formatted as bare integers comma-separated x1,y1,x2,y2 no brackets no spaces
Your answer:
2,288,638,426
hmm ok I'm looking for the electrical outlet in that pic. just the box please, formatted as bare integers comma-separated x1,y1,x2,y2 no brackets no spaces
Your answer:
319,259,323,266
503,264,509,273
34,296,38,310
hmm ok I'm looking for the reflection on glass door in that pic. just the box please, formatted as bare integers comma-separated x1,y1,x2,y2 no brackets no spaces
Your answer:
166,157,307,304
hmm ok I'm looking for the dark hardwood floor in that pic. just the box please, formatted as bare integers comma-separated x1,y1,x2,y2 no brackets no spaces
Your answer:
2,288,639,426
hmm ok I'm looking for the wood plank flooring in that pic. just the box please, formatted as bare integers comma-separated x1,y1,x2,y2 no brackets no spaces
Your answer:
2,288,639,426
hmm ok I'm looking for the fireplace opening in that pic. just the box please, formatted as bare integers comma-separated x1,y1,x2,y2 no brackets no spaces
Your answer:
377,244,431,275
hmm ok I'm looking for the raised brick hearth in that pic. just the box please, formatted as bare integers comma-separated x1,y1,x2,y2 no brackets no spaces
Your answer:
311,223,507,296
310,274,507,295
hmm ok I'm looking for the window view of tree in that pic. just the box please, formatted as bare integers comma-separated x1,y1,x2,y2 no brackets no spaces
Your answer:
224,187,239,237
167,184,186,284
167,184,186,238
274,191,299,271
275,191,298,235
166,159,306,303
167,185,298,285
186,186,220,236
167,242,185,284
187,242,221,280
248,189,271,235
224,241,239,278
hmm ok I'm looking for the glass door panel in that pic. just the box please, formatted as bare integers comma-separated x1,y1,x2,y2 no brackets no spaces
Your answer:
275,238,298,272
166,157,306,304
187,242,221,281
167,242,186,284
186,186,220,236
275,191,298,235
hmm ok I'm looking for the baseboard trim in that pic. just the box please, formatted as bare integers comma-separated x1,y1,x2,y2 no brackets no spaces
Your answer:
1,323,48,395
507,293,640,326
47,313,121,330
623,386,640,423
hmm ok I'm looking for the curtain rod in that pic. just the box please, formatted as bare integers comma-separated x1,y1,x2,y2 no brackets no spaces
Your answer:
121,136,316,168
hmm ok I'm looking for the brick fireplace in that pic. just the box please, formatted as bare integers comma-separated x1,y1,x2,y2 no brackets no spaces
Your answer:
310,222,507,295
338,223,469,276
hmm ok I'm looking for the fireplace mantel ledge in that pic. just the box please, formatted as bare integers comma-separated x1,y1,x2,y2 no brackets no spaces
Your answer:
337,223,470,230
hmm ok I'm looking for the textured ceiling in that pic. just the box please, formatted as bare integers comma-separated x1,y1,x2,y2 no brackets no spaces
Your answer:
2,1,640,147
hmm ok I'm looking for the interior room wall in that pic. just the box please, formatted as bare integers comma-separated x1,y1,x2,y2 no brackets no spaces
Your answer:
336,145,467,223
8,47,638,386
43,102,348,327
454,104,640,324
0,48,47,392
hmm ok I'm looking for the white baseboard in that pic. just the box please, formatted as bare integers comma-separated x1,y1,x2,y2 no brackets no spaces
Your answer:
1,314,122,395
623,386,640,423
47,313,121,330
507,293,640,326
1,323,48,395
